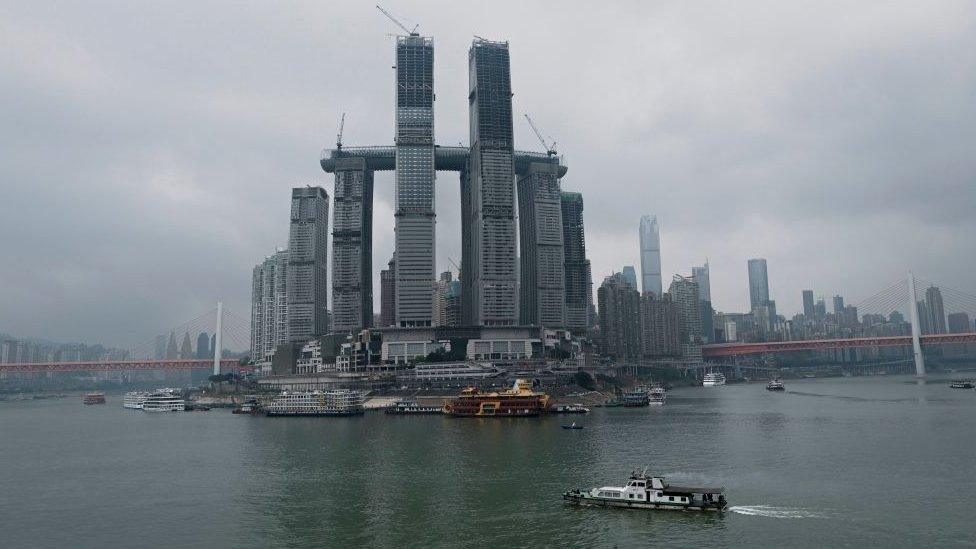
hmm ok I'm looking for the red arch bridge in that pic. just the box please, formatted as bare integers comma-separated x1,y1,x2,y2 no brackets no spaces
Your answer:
0,359,244,374
702,333,976,358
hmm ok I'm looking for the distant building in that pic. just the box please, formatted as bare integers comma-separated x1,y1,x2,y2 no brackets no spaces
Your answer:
639,215,662,297
251,249,289,365
802,290,815,318
332,156,374,334
433,272,462,327
287,186,330,342
947,312,971,333
747,258,770,311
179,332,193,359
154,335,167,360
166,332,178,360
691,263,713,342
815,298,827,319
925,286,946,334
916,300,931,334
621,266,638,291
560,192,593,334
380,257,396,328
518,161,566,328
196,332,210,360
833,295,845,315
669,275,703,348
640,292,681,357
597,273,642,361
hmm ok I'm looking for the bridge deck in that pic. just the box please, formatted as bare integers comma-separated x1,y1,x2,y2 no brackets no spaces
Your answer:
320,145,568,177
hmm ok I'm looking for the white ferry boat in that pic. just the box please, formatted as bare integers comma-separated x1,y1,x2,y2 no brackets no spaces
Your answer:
766,379,785,391
142,390,185,412
265,390,365,417
649,387,666,405
702,373,726,387
122,391,149,409
564,469,726,512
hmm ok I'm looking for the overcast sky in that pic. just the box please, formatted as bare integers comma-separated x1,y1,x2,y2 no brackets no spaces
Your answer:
1,1,974,349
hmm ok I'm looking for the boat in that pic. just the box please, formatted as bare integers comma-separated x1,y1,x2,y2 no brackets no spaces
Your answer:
443,378,551,417
648,387,666,405
766,379,786,391
702,373,726,387
83,392,106,405
562,422,584,430
622,386,650,407
384,400,443,415
122,391,149,409
549,403,590,414
265,390,365,417
184,403,211,411
232,398,263,415
949,381,974,389
142,390,185,412
563,469,727,512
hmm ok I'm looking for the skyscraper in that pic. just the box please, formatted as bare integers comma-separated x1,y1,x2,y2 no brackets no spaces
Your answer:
196,332,210,360
463,38,518,327
669,274,703,347
639,215,662,297
691,263,712,343
179,331,193,359
640,292,681,357
287,187,330,342
925,286,947,334
394,33,436,327
166,332,178,360
432,271,462,327
518,161,565,327
251,249,288,363
332,157,374,333
597,273,642,361
621,266,638,291
947,312,971,333
379,257,396,328
561,192,593,334
833,295,845,315
802,290,815,317
747,258,770,311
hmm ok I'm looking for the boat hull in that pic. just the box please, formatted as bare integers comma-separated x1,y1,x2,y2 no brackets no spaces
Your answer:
563,493,725,512
265,411,364,417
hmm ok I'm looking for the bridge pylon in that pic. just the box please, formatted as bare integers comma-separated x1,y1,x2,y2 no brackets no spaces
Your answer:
907,272,926,377
212,301,223,376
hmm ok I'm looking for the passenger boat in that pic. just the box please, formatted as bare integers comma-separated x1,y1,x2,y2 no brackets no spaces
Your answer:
142,390,185,412
83,392,106,405
265,390,365,417
702,373,726,387
949,381,974,389
122,391,149,409
622,386,650,407
232,398,263,415
563,469,727,512
443,378,551,417
549,403,590,414
648,387,666,405
766,379,786,391
384,400,443,415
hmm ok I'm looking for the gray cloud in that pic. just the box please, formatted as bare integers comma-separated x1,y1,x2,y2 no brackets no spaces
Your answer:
1,0,974,348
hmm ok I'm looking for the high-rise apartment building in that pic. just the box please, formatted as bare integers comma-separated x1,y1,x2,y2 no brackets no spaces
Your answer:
802,290,815,317
925,286,947,334
691,263,712,343
669,275,703,347
518,161,565,327
640,292,681,357
462,38,518,327
947,312,971,333
196,332,210,360
332,157,374,333
394,34,436,327
251,249,288,363
639,215,662,297
432,271,462,327
379,257,396,328
747,258,770,311
287,187,330,342
597,273,642,361
561,192,593,334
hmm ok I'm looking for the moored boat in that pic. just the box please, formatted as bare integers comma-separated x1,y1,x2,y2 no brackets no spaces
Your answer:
622,386,650,407
142,390,185,412
949,381,974,389
265,390,364,417
122,391,149,409
232,398,263,415
443,378,550,417
766,379,786,391
563,469,727,512
384,400,443,415
83,392,106,405
648,387,666,405
549,403,590,414
702,373,726,387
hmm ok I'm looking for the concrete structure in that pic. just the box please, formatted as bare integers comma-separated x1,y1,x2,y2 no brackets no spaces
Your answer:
464,38,518,327
379,257,396,327
332,157,374,333
597,273,642,361
640,292,681,357
518,161,566,327
560,192,593,334
251,249,288,365
747,258,770,311
287,187,330,342
639,215,662,297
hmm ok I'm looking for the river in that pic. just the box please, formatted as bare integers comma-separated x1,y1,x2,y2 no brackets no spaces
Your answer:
2,374,974,548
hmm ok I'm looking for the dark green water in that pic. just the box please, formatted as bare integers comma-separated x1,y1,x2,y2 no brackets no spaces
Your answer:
3,375,975,548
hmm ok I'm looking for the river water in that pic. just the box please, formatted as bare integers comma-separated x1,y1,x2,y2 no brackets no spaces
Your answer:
2,374,975,548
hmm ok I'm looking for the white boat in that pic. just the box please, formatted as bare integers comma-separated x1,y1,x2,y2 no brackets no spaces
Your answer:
265,390,365,417
122,391,149,409
702,373,726,387
142,390,185,412
649,387,666,405
564,469,727,512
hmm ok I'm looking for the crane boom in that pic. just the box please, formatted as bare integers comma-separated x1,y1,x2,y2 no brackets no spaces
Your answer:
524,114,557,157
336,112,346,150
376,5,418,36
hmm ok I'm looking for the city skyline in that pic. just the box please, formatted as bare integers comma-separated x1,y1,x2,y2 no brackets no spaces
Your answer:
2,2,975,347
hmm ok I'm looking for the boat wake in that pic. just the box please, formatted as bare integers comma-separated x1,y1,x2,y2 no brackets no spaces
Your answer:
729,505,826,519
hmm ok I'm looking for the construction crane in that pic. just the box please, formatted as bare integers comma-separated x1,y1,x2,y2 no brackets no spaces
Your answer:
376,5,419,36
524,114,557,157
336,112,346,151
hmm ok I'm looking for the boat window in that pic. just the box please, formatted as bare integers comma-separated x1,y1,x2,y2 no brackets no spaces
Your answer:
629,494,634,499
669,496,674,501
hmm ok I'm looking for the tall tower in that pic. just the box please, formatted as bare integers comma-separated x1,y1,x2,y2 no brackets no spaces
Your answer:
518,161,566,327
379,257,396,328
332,157,374,333
747,258,770,311
639,215,662,297
561,192,593,334
465,38,518,326
802,289,815,317
925,286,947,334
252,249,288,363
287,187,330,342
394,34,436,327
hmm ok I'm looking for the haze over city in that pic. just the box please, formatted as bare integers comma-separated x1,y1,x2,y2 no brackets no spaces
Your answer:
1,1,974,348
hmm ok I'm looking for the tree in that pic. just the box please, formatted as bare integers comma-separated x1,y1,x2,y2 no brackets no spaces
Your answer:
573,371,596,391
